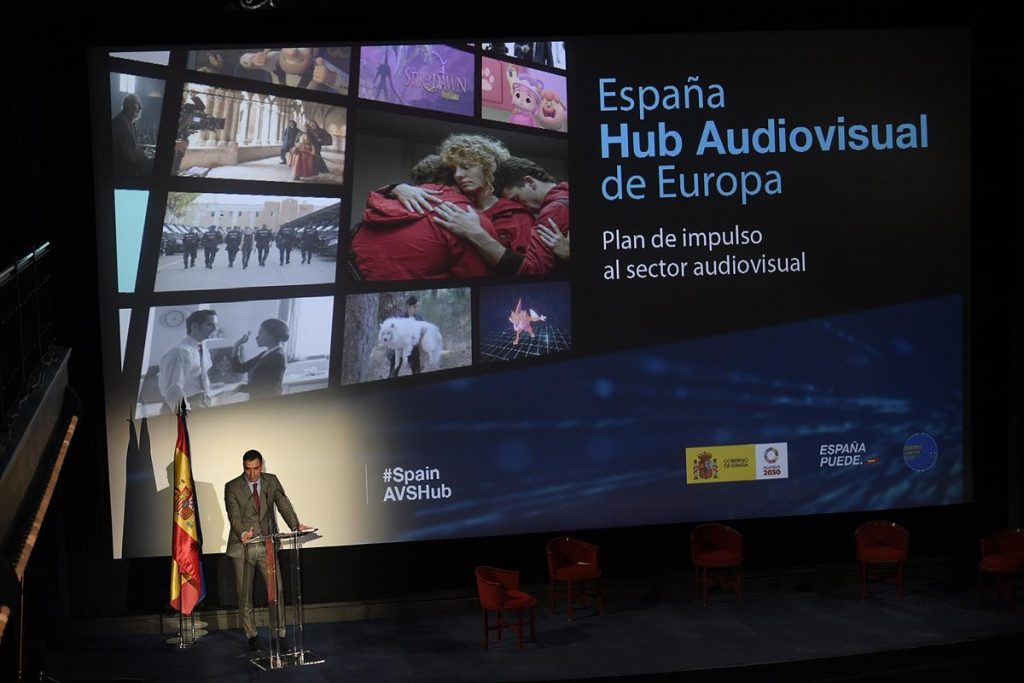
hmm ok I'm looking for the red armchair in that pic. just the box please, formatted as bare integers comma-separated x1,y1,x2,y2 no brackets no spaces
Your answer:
979,528,1024,609
855,520,909,600
690,523,743,606
475,566,536,650
546,536,603,620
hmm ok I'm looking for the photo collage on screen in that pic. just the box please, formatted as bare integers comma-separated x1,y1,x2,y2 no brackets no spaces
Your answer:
345,40,571,386
101,41,570,416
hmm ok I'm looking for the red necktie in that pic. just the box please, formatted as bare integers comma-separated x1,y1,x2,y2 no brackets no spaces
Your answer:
252,482,260,513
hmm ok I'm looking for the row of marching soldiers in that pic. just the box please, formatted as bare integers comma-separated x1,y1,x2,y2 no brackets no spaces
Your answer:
166,224,326,269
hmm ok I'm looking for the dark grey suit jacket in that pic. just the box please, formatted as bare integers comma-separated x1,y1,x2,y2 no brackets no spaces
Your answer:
224,472,299,558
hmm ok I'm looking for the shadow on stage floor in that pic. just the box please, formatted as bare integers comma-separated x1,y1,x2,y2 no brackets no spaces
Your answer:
41,573,1024,683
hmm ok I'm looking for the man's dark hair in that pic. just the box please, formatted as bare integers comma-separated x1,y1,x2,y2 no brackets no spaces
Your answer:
185,309,216,335
494,156,556,193
410,154,454,186
405,295,419,307
242,449,263,463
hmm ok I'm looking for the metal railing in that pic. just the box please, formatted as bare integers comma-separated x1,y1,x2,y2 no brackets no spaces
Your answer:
0,243,55,428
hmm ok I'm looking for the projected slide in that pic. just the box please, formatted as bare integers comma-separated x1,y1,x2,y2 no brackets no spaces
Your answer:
156,193,341,291
478,41,566,70
358,44,475,116
187,47,351,95
135,297,333,418
109,73,165,178
348,112,569,281
478,282,571,362
170,83,346,183
91,29,969,558
341,288,472,385
482,57,568,132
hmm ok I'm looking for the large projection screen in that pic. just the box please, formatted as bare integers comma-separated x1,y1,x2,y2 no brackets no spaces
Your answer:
91,31,969,559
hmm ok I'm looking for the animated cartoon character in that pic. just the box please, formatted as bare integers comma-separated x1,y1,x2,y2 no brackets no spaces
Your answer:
506,65,542,128
536,89,568,132
509,297,546,345
239,48,348,93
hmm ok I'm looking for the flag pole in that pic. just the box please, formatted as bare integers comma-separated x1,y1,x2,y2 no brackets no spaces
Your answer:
177,576,186,648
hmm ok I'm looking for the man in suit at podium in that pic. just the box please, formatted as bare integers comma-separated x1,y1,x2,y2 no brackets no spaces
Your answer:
225,449,311,651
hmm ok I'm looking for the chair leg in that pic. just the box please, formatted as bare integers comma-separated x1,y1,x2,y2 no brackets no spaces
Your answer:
567,580,573,621
482,609,489,650
549,578,555,615
516,608,524,651
861,561,867,601
703,567,709,607
497,609,502,641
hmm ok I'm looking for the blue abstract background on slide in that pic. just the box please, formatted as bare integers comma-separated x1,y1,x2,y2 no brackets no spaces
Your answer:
354,296,963,541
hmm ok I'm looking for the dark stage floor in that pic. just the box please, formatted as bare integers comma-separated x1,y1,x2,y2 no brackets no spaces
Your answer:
40,575,1024,683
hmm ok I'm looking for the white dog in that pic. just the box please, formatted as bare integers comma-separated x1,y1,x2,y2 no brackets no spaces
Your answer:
378,317,443,376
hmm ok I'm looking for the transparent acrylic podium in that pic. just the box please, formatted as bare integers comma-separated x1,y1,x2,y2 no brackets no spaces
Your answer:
246,528,324,670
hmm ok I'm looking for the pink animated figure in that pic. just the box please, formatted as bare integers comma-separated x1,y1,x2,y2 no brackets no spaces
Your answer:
536,89,568,132
505,65,542,128
508,297,546,345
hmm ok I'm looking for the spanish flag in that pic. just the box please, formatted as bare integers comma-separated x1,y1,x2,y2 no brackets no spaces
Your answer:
170,402,206,615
